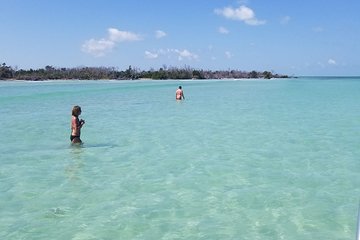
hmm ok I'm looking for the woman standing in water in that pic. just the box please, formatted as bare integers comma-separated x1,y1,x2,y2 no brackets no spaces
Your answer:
70,105,85,144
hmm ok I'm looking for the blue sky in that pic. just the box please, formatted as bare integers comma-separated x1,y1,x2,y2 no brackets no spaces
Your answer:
1,0,359,76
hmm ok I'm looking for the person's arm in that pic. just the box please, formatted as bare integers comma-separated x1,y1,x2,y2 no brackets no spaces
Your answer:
79,119,85,128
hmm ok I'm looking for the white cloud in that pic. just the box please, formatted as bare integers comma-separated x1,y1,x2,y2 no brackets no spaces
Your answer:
225,51,233,59
155,30,167,39
82,27,141,57
145,51,158,59
214,5,265,26
144,48,199,61
158,49,167,55
313,27,324,32
218,26,229,34
281,16,291,25
81,39,115,57
174,49,199,61
108,28,142,42
317,62,325,68
328,58,337,65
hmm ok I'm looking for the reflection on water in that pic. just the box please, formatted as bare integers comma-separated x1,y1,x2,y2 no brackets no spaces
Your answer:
65,143,118,181
81,143,119,149
65,146,85,181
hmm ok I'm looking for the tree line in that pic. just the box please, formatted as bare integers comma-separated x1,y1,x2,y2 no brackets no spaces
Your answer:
0,63,288,81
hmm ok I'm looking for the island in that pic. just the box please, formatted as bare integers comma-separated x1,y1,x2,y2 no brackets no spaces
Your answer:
0,63,289,81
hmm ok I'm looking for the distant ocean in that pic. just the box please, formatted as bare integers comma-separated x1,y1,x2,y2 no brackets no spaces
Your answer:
1,77,359,239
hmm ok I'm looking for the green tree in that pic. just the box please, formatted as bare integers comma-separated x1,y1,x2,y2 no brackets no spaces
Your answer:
0,63,14,79
263,71,273,79
249,70,258,78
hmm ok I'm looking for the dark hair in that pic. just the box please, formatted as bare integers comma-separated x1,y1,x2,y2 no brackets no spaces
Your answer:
179,86,182,89
72,105,82,116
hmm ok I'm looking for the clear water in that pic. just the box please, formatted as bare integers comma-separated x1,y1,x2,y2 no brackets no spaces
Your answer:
0,78,359,239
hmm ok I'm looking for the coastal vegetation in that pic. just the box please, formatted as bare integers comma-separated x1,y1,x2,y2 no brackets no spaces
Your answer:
0,63,288,80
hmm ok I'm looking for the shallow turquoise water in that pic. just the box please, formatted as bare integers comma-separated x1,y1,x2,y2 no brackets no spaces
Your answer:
0,78,359,239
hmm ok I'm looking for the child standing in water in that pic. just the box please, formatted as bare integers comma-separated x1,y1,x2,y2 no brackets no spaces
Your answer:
70,105,85,144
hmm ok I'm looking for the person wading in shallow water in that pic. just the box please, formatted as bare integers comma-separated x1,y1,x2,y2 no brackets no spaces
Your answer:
176,86,185,100
70,105,85,144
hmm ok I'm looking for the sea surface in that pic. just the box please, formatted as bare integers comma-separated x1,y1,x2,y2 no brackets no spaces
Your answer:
0,77,359,240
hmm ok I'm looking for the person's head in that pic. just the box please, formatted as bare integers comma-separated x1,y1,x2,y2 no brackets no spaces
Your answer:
178,86,182,89
72,105,82,116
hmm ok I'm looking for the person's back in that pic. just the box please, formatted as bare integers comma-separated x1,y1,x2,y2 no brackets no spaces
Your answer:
176,86,185,100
